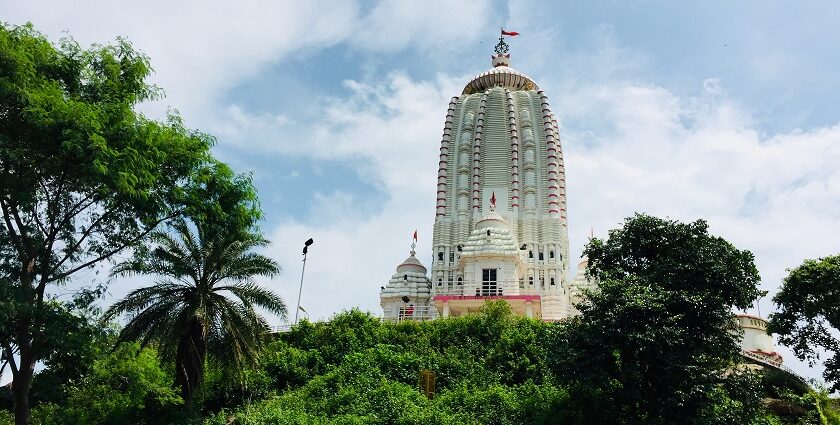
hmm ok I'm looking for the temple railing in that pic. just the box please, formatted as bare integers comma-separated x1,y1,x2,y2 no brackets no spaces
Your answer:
383,305,437,322
433,280,559,296
740,350,808,384
271,324,294,333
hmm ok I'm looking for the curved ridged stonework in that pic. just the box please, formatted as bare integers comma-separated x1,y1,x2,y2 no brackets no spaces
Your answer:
539,91,561,217
471,93,488,212
463,66,538,95
505,90,520,213
436,98,458,217
461,224,519,257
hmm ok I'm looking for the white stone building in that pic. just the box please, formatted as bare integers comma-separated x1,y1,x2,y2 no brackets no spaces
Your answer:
376,39,790,378
379,36,591,321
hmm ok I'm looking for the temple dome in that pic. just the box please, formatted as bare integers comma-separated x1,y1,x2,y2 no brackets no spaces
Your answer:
474,210,511,231
380,248,432,299
396,253,427,274
462,49,538,94
462,65,538,95
461,209,519,258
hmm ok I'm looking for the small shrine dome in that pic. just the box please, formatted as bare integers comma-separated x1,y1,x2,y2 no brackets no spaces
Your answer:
396,253,427,275
474,209,511,231
380,244,432,301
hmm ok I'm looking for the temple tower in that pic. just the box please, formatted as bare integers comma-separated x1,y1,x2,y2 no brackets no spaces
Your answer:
430,35,573,320
380,240,436,322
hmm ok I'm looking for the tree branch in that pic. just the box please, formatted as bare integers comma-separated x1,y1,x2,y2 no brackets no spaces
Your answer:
45,201,124,281
46,211,182,284
51,193,99,238
0,197,24,257
1,342,18,377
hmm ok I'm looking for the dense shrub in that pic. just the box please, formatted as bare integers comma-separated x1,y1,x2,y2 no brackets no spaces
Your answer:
4,302,837,424
21,343,182,425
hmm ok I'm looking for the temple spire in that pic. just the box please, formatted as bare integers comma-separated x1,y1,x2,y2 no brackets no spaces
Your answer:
494,33,509,55
492,29,518,67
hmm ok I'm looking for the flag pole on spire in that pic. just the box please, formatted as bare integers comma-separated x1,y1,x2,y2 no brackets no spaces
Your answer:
495,28,518,55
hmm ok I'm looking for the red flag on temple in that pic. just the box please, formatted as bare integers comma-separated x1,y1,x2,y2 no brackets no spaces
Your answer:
490,192,497,206
501,30,519,36
413,230,418,242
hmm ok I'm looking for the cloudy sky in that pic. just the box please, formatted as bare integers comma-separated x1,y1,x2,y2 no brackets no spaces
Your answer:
3,0,840,383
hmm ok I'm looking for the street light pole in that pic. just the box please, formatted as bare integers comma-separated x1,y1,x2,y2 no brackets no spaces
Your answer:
294,238,314,325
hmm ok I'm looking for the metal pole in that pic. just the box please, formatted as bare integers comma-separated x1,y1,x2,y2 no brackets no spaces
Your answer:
294,251,307,325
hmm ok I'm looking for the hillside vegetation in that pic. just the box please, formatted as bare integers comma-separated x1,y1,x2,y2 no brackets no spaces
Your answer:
2,303,837,425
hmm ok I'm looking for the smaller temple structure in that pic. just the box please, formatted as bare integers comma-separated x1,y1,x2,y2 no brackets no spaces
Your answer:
736,313,784,366
379,241,436,322
435,192,545,318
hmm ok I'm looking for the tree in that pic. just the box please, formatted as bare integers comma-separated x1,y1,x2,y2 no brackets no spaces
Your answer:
546,214,761,424
103,217,287,410
0,23,236,425
769,254,840,391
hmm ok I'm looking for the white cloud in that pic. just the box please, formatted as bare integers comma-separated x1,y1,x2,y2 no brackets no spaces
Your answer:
260,72,459,320
2,0,494,123
349,0,493,52
3,0,360,120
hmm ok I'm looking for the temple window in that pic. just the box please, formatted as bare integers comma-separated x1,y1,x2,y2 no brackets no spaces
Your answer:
437,252,444,261
549,251,554,259
538,252,544,261
528,250,533,259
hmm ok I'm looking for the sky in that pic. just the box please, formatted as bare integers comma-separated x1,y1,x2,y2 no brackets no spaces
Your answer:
3,0,840,384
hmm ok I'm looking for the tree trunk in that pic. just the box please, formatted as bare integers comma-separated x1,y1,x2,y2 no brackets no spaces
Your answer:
12,349,35,425
13,263,37,425
175,319,206,411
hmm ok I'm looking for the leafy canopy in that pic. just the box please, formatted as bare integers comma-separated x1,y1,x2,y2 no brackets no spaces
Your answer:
769,254,840,391
546,214,761,424
0,21,251,424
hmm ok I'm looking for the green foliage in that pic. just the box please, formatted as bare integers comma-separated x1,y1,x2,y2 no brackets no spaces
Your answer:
28,343,182,425
0,21,250,424
769,254,840,391
766,390,840,425
3,301,835,424
103,216,287,409
196,303,561,424
546,214,762,424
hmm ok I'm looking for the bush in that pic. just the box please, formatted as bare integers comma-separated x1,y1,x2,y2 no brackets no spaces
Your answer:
27,342,182,425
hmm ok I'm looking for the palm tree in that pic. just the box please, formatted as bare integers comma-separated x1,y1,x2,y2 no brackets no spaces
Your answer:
103,217,286,409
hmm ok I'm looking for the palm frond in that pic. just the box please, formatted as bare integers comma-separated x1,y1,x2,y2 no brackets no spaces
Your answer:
215,282,287,318
103,281,188,321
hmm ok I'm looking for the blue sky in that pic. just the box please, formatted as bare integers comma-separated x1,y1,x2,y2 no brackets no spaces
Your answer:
4,0,840,383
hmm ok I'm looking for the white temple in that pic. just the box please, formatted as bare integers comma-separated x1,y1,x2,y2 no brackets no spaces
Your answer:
376,34,797,382
380,35,591,322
